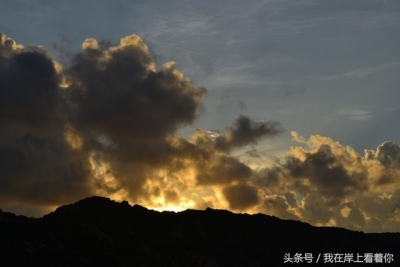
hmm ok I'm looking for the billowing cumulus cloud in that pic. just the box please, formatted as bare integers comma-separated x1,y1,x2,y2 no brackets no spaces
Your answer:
254,132,400,232
62,34,209,203
0,32,280,216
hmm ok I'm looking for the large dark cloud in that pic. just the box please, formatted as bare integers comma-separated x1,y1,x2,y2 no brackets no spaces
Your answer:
0,32,281,214
0,37,63,134
0,33,91,207
62,35,209,203
68,36,206,144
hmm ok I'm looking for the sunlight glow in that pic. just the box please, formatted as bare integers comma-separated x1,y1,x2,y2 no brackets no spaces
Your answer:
148,197,196,213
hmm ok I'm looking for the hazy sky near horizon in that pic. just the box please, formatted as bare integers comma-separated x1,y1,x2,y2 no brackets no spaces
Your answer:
1,0,400,232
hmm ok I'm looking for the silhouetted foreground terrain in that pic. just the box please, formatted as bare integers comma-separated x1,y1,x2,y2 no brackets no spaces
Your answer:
0,196,399,266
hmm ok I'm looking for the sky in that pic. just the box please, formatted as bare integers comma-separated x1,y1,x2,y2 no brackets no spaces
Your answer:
0,0,400,233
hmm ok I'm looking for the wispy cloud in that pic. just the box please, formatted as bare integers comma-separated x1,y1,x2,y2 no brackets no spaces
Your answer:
312,62,400,82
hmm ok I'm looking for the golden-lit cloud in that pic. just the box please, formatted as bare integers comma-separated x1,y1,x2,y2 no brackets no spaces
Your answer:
252,131,400,232
0,32,278,215
64,124,84,150
0,32,23,56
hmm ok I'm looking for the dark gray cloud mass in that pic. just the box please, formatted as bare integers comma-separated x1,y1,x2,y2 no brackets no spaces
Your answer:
215,115,282,152
0,32,280,214
365,141,400,167
284,143,366,198
223,183,259,210
0,36,62,133
0,32,91,207
68,35,206,143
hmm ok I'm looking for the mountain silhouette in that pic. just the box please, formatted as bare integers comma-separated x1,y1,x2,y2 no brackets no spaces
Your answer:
0,196,399,266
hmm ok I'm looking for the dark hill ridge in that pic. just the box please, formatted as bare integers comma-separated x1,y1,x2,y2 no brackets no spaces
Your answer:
0,196,399,266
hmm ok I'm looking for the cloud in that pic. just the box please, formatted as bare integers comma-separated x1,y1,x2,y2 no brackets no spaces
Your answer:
0,32,281,216
223,183,259,210
0,36,63,134
0,32,91,207
63,34,212,204
195,155,252,186
215,115,282,152
336,108,375,121
0,32,23,56
365,141,400,167
262,193,300,221
0,135,91,205
284,143,365,198
67,35,206,145
253,131,400,232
